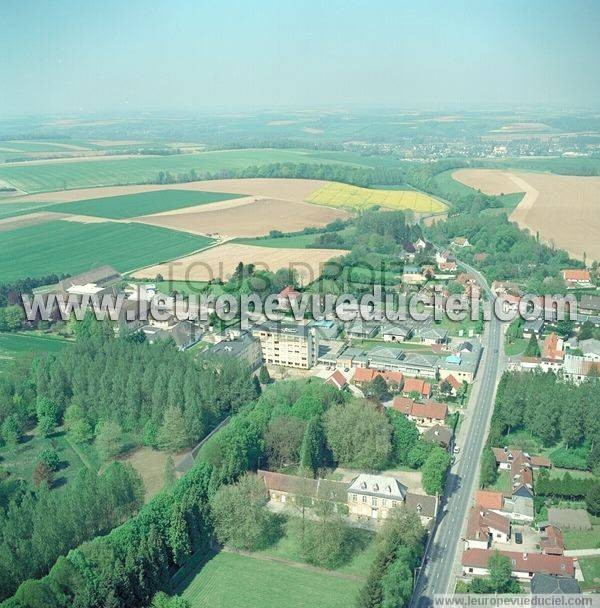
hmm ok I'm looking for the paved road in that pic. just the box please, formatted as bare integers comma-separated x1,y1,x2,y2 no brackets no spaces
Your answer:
412,261,505,606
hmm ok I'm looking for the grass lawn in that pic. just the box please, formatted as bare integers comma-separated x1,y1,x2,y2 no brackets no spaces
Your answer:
0,331,71,370
501,430,542,453
0,220,215,281
0,430,87,488
546,467,595,480
563,526,600,551
257,517,376,579
174,550,363,608
504,337,528,356
46,189,245,219
579,556,600,590
435,315,480,337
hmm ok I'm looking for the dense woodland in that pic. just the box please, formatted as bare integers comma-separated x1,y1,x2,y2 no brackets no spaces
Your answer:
0,321,257,454
0,463,143,600
0,375,433,608
488,371,600,465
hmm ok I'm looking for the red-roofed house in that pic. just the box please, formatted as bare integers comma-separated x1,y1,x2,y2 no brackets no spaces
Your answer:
476,490,504,511
392,396,414,415
542,333,565,361
540,524,565,556
402,378,432,399
353,368,404,388
277,285,301,309
462,548,574,580
466,507,511,549
562,269,592,288
393,398,447,428
444,374,462,396
326,370,347,391
438,261,457,273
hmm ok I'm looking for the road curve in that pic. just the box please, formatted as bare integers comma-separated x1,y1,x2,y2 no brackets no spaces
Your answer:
411,259,504,606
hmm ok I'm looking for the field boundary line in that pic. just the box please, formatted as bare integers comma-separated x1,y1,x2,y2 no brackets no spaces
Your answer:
123,237,228,278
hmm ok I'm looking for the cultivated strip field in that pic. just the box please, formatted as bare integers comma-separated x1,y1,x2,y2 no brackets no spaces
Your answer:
452,168,524,195
0,177,328,204
308,182,446,212
175,551,361,608
452,168,600,261
137,197,350,238
132,242,347,285
0,220,214,281
43,189,245,219
0,149,358,193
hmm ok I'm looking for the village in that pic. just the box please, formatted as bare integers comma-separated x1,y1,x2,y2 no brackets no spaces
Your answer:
12,227,600,599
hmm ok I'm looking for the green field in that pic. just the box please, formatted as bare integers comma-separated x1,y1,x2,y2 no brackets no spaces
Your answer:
0,429,87,488
0,140,96,153
174,551,362,608
0,149,362,193
45,189,245,219
579,556,600,590
0,332,71,370
563,526,600,551
234,233,324,248
0,220,215,281
432,169,524,209
0,200,59,220
257,518,375,578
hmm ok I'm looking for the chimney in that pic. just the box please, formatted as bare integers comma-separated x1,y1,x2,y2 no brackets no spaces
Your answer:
522,553,528,561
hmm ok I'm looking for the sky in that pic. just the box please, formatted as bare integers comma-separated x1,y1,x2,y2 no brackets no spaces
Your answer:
1,0,600,116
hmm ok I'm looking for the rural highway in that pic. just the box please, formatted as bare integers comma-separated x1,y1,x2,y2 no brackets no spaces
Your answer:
412,260,505,606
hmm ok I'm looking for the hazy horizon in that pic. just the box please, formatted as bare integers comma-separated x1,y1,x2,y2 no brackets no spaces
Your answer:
2,0,600,116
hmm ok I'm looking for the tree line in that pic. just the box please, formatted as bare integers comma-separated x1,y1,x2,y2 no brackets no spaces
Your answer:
150,162,405,188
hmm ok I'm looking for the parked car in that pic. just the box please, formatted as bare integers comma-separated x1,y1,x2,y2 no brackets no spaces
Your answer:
453,446,460,454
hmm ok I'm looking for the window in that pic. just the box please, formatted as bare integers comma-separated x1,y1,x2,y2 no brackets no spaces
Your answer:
362,495,367,503
391,500,397,508
371,497,377,506
352,494,357,502
381,499,387,507
468,568,473,573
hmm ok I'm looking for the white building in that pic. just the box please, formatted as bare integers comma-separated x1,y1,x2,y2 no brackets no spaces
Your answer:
252,321,319,369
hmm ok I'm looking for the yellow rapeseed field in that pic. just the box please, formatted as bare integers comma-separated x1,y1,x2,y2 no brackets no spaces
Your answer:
307,182,446,213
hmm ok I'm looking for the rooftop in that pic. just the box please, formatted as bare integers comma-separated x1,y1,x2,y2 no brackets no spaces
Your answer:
348,473,407,500
461,548,574,577
252,321,313,338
